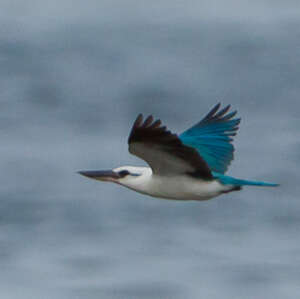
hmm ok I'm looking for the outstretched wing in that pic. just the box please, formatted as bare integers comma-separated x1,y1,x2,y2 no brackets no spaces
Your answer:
128,114,213,179
180,103,241,174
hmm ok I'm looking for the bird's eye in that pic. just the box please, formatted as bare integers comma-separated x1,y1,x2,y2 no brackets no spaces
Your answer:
118,170,130,177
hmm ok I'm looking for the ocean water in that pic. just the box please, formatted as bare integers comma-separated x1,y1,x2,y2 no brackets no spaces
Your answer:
0,1,300,298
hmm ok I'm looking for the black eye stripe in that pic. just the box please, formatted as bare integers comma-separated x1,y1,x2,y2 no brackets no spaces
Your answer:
118,170,130,177
117,170,141,177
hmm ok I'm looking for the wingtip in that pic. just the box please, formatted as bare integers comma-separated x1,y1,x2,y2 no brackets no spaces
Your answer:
137,113,143,120
212,102,222,114
143,115,154,127
134,113,144,127
215,102,221,109
215,104,231,118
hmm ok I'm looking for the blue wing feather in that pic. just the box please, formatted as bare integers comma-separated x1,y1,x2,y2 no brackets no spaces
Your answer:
179,103,240,174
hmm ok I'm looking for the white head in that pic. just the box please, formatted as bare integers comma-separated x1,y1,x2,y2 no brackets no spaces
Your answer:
78,166,152,189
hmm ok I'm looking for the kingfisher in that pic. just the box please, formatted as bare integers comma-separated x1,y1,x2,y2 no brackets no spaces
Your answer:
79,103,278,201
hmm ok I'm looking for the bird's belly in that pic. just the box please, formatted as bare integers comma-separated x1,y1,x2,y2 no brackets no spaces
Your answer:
145,176,224,201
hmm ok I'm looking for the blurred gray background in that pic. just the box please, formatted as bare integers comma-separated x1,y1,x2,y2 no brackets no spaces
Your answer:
0,1,299,298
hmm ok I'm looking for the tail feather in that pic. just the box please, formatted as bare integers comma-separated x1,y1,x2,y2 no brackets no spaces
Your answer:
213,172,279,187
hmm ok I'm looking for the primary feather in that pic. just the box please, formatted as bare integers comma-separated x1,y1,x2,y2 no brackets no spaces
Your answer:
180,103,240,174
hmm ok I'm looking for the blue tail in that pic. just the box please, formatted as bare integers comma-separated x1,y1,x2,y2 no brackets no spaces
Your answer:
213,172,279,187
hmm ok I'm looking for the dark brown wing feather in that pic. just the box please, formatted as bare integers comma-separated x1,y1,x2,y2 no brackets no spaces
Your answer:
128,114,213,179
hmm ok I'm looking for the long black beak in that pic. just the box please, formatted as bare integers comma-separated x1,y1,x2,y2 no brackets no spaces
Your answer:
78,170,120,181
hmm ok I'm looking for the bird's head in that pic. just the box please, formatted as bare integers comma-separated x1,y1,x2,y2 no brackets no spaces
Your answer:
78,166,150,185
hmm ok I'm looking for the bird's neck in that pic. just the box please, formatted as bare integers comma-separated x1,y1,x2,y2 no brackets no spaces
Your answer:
118,167,153,195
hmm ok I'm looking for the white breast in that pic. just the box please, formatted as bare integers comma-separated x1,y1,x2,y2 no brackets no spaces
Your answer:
121,169,227,201
147,175,225,200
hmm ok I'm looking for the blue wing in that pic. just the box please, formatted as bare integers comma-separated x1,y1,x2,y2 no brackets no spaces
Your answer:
179,103,241,174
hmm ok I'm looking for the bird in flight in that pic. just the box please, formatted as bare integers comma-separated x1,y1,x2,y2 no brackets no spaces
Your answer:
79,103,278,201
